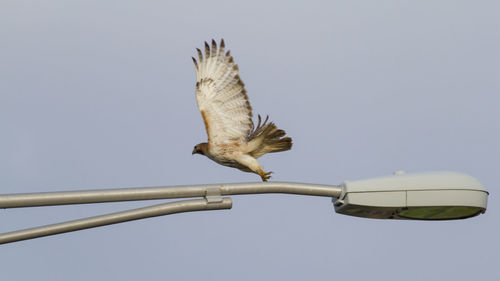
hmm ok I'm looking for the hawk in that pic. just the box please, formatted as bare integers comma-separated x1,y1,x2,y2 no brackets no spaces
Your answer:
191,39,292,181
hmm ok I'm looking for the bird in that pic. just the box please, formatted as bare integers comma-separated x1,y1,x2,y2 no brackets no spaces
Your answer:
191,39,292,181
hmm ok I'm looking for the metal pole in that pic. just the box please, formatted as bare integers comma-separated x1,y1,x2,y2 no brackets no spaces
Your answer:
0,182,341,208
0,182,341,245
0,198,232,245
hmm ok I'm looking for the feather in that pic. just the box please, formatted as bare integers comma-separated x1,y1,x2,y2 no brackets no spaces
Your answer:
193,39,253,144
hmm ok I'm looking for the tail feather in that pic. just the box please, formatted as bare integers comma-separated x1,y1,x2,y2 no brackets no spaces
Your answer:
247,116,293,158
266,136,292,153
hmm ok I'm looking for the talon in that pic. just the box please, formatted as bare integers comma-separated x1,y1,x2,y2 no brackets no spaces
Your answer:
259,171,273,182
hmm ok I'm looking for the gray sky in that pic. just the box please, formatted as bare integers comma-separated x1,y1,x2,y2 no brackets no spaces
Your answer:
1,1,499,280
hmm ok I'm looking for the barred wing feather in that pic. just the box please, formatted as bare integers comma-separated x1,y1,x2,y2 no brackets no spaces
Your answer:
192,39,253,144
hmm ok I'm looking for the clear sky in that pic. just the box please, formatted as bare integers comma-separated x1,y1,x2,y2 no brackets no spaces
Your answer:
1,1,499,280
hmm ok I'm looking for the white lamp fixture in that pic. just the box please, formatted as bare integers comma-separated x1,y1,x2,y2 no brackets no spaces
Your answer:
333,171,488,220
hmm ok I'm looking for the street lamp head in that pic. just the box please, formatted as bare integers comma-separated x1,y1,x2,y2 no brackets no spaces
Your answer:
333,171,488,220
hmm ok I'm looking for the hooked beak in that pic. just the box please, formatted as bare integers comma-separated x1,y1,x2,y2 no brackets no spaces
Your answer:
192,148,196,155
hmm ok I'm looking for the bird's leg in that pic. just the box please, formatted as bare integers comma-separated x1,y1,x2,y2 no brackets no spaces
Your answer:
258,170,273,182
236,155,272,182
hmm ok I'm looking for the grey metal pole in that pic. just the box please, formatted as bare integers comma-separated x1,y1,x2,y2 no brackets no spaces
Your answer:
0,182,341,208
0,198,232,245
0,182,341,245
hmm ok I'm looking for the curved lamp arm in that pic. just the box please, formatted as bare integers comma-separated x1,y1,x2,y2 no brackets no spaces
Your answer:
0,182,341,245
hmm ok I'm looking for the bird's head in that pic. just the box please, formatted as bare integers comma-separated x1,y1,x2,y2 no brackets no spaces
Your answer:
192,143,208,155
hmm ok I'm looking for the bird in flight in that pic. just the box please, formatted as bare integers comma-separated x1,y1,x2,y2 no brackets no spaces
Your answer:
191,39,292,181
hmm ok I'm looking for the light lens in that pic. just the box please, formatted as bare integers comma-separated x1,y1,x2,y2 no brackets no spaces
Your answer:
398,206,485,220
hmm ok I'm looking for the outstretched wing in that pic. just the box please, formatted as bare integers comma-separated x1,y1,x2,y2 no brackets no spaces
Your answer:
192,39,253,144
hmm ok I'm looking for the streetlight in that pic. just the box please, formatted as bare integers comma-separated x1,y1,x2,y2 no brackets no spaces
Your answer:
0,171,488,245
333,171,488,220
